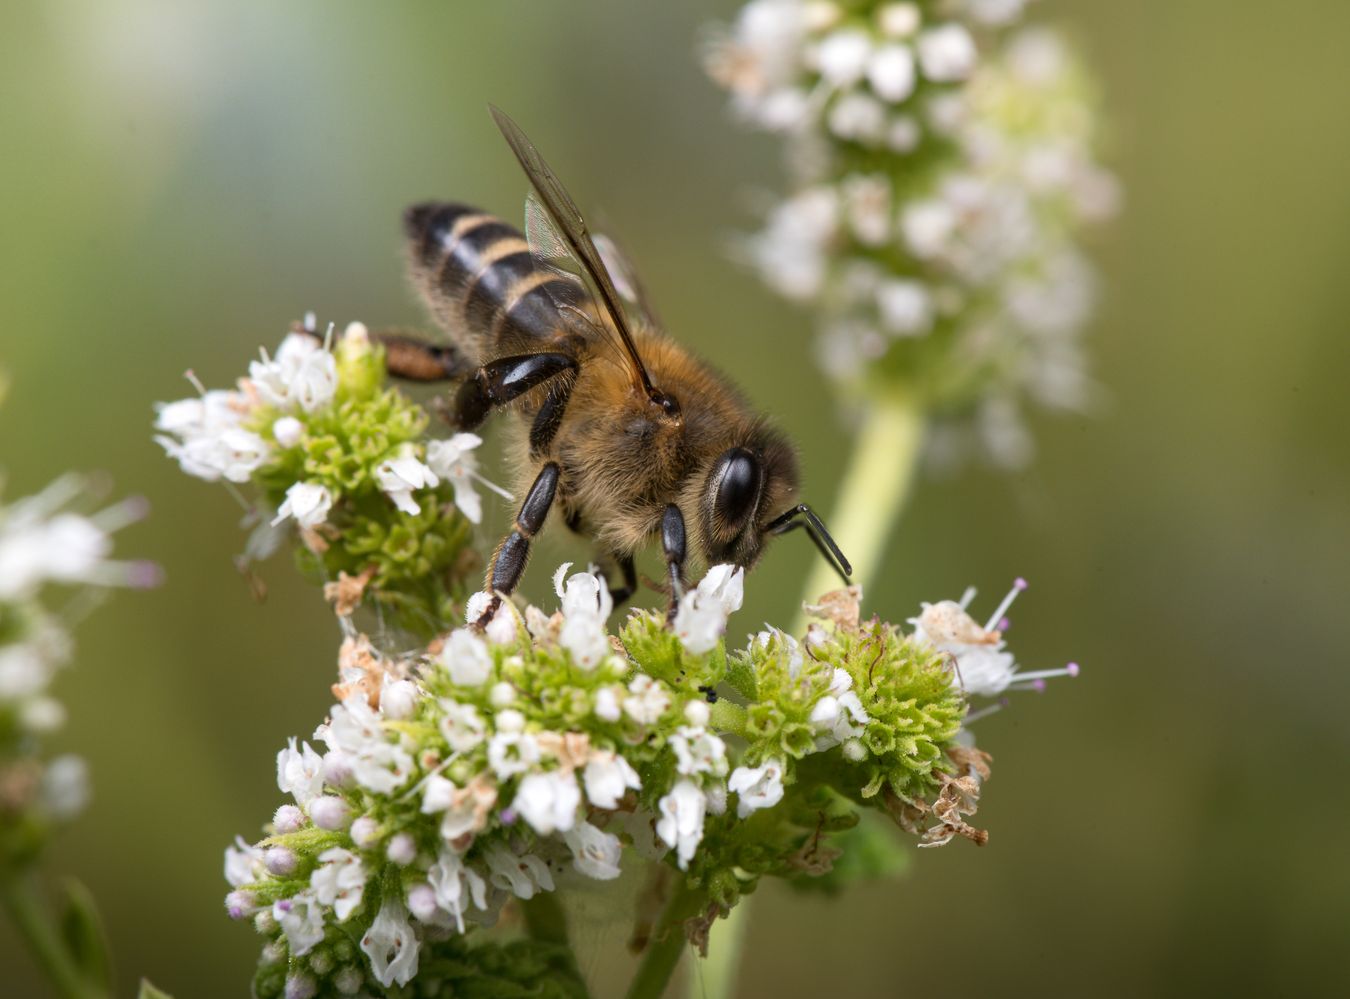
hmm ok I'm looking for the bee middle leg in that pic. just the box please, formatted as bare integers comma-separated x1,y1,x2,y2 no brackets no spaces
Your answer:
476,462,560,626
605,554,638,608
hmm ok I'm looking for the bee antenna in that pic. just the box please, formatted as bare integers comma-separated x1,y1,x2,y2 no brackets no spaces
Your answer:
765,504,853,582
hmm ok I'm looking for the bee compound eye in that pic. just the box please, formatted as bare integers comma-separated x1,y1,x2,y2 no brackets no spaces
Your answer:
712,448,762,531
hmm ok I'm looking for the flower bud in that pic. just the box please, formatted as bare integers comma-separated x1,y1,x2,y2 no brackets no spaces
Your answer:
253,909,277,934
683,700,711,727
322,750,354,788
263,847,298,877
386,832,417,866
285,972,318,999
309,795,351,831
489,682,516,708
334,968,364,995
380,679,419,720
272,416,304,448
349,815,380,849
225,890,258,920
405,882,440,923
273,804,306,834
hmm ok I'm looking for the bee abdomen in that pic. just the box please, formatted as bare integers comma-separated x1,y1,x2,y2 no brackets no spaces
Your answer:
404,201,588,361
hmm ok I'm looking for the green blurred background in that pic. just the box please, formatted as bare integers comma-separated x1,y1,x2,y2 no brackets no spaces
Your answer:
3,1,1348,995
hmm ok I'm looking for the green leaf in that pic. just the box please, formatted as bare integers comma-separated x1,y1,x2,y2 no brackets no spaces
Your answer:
58,878,113,992
138,979,175,999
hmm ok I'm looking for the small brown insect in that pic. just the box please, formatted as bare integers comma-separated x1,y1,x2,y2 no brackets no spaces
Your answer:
376,106,849,620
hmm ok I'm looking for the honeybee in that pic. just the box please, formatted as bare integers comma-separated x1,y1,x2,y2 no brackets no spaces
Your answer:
379,106,850,620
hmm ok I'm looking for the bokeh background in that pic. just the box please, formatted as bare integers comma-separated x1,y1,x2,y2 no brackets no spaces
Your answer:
3,1,1348,995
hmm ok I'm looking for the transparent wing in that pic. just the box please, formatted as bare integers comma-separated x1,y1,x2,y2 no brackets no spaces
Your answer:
594,230,665,334
491,105,655,395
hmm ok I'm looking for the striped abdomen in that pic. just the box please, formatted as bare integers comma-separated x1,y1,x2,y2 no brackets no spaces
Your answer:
404,202,590,364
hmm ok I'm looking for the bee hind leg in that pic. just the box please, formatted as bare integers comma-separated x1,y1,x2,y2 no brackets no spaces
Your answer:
289,319,473,382
475,462,560,628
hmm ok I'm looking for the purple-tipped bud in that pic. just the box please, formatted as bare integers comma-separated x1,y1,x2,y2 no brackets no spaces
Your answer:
386,832,417,866
225,889,257,920
264,847,298,877
349,816,380,849
285,973,318,999
274,804,306,834
406,882,439,922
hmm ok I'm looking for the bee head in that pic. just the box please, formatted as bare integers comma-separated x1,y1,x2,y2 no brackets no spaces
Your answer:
699,431,799,569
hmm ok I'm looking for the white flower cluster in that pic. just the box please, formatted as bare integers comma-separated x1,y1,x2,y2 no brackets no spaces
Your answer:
226,562,771,989
0,476,156,826
707,2,1116,467
910,576,1078,699
154,331,336,486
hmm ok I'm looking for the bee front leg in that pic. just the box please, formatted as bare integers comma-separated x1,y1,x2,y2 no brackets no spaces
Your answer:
476,462,560,627
661,504,687,624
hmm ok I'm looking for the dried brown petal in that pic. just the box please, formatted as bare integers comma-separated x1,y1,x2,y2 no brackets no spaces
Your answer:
803,584,863,631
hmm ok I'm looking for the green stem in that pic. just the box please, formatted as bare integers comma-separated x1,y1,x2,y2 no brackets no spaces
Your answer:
626,883,707,999
695,390,927,999
0,870,108,999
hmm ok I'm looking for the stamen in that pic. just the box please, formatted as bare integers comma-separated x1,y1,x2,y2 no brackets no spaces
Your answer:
184,369,208,396
303,310,317,333
469,470,515,501
1010,662,1080,685
984,577,1027,632
963,698,1009,725
90,495,150,533
959,585,977,610
323,322,336,351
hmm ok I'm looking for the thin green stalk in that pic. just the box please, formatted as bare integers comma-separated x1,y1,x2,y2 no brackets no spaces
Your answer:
626,883,707,999
1,870,108,999
694,390,926,999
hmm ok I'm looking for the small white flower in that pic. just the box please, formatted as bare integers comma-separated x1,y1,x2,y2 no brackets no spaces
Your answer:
563,821,623,880
670,726,728,778
656,779,707,870
484,844,555,900
877,279,934,335
513,770,581,836
583,751,642,809
467,591,518,645
426,433,490,524
349,816,381,849
438,699,487,753
827,92,886,143
361,900,420,988
249,334,338,413
917,23,978,83
877,2,922,38
375,444,439,516
276,739,325,807
684,700,711,727
0,645,49,699
271,482,333,529
272,415,304,448
487,731,540,780
901,198,958,259
672,564,745,655
728,759,786,818
225,836,264,888
623,675,672,725
867,43,917,102
380,678,420,721
440,628,492,687
274,891,325,956
555,565,614,670
428,848,489,932
594,686,622,722
311,848,366,922
814,28,872,87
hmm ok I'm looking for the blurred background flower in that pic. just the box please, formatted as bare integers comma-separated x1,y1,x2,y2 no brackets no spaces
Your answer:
2,0,1348,996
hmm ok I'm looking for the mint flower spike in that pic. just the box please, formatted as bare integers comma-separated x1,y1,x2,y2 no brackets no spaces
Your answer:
154,319,513,634
707,1,1117,468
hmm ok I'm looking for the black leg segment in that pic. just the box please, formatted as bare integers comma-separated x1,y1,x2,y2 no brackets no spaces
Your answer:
661,504,687,621
605,554,638,608
476,462,560,626
454,352,577,431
